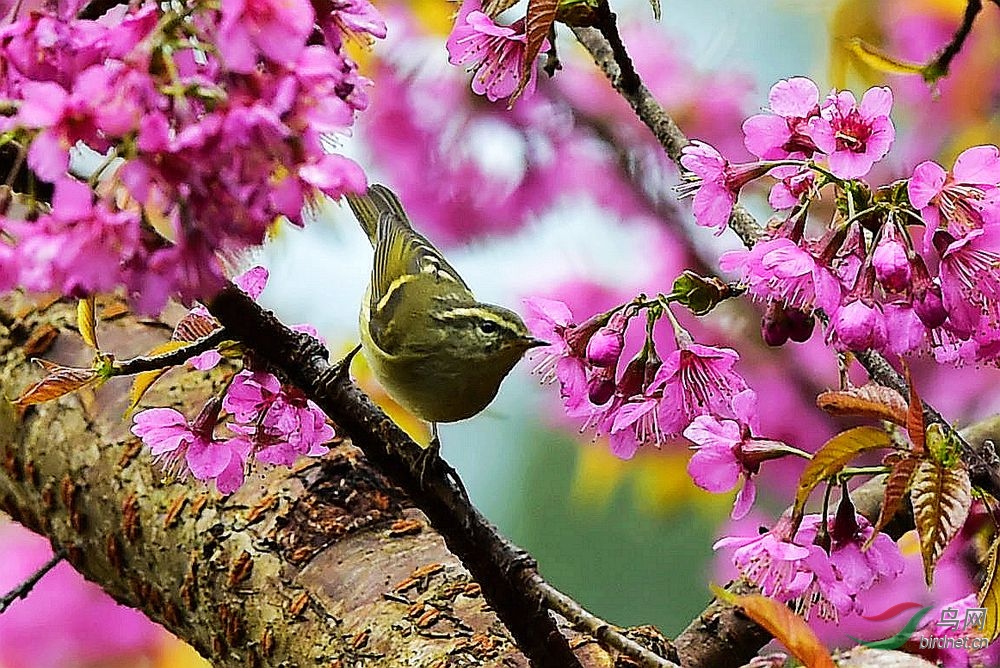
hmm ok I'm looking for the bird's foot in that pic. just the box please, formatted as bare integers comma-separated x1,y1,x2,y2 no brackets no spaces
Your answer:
416,435,469,501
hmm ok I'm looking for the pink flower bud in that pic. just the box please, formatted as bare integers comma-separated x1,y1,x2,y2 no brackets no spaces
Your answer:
586,327,624,368
913,285,947,329
872,238,911,292
832,299,887,351
587,366,615,405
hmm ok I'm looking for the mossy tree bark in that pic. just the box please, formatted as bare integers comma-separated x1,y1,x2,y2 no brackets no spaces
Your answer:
0,295,618,667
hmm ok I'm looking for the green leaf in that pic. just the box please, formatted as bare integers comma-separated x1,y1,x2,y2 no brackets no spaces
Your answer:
793,426,893,520
911,461,972,586
77,297,98,350
815,383,907,426
711,585,835,668
842,37,924,76
979,534,1000,642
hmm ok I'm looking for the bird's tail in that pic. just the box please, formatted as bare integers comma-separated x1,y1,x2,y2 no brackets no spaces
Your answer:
345,184,412,245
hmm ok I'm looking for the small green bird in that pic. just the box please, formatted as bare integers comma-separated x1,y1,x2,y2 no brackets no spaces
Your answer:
346,184,546,449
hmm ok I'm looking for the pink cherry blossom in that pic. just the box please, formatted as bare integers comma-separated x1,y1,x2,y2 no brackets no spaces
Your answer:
716,511,903,621
937,226,1000,336
523,297,602,411
446,0,539,103
742,76,821,160
218,0,315,73
714,514,813,601
720,237,842,316
650,342,749,436
684,389,788,519
679,141,771,232
130,404,247,493
806,86,895,179
872,235,912,292
585,312,627,368
908,144,1000,241
767,167,815,210
830,299,888,352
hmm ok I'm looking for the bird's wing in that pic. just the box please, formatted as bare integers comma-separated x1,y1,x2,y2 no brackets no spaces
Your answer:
351,185,471,352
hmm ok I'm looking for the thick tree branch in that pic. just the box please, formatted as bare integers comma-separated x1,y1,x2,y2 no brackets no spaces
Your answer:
207,286,679,667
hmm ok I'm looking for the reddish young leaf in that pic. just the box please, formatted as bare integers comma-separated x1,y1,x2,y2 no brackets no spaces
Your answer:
13,362,99,407
865,455,918,548
173,311,219,342
712,586,835,668
816,383,908,425
910,461,972,586
510,0,557,102
793,426,893,520
904,364,925,455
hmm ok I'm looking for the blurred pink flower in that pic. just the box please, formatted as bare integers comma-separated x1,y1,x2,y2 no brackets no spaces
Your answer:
218,0,315,72
0,521,162,668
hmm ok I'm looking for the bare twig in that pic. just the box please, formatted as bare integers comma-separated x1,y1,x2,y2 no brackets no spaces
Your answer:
111,329,229,375
0,549,65,614
531,574,680,667
923,0,984,81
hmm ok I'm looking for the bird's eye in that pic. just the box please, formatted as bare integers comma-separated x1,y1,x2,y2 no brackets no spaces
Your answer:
477,320,499,335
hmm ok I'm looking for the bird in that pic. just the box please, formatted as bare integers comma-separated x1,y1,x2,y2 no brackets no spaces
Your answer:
345,184,547,478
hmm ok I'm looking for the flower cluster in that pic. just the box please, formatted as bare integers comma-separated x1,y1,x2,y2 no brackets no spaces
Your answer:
130,268,333,493
1,0,384,314
683,76,1000,365
716,508,904,623
525,295,796,521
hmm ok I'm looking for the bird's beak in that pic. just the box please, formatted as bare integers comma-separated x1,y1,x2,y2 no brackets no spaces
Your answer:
524,337,550,349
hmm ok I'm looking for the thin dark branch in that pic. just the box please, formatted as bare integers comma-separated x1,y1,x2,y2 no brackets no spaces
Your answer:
569,26,763,247
111,329,229,375
0,549,65,614
531,575,680,667
207,285,586,668
924,0,983,81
